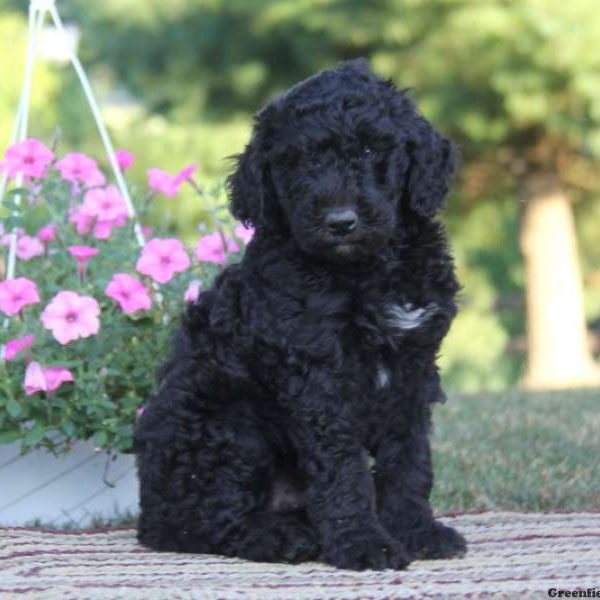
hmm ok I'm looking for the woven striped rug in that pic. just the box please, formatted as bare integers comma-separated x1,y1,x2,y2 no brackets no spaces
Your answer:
1,512,599,599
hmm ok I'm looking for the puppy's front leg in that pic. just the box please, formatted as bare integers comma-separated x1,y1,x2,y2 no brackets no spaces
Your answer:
281,371,410,571
375,398,467,560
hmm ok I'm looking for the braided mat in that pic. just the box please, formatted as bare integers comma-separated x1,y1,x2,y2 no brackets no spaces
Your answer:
1,512,599,599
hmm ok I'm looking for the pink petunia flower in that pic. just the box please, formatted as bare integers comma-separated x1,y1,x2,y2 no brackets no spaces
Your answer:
135,238,191,284
71,186,128,239
115,149,135,171
234,223,255,245
3,334,35,361
136,405,146,418
69,207,94,235
147,163,198,198
184,279,203,303
68,245,99,264
24,361,74,395
41,290,100,345
55,152,106,187
195,232,239,265
16,235,44,261
68,245,99,279
37,223,57,243
91,220,119,240
105,273,152,314
0,277,40,316
81,186,128,223
174,163,198,184
147,169,179,198
3,138,54,180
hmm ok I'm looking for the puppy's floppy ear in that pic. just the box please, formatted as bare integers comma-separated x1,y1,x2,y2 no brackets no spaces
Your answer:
227,102,281,229
404,117,458,217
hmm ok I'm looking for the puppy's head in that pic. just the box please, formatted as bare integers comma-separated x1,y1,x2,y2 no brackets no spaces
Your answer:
228,59,457,263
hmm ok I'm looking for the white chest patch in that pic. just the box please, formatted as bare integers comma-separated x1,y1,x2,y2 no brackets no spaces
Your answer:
384,302,438,335
375,364,390,389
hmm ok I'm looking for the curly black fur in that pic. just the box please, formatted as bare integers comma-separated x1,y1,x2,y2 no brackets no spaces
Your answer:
135,59,467,571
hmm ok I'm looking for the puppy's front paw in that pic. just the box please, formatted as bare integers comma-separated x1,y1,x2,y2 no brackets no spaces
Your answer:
322,524,411,571
407,522,467,560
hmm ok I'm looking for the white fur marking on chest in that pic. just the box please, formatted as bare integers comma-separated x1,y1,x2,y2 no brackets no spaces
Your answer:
385,302,438,333
376,364,390,389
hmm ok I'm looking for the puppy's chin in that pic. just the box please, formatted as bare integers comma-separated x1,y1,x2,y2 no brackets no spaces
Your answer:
298,238,386,265
330,243,366,262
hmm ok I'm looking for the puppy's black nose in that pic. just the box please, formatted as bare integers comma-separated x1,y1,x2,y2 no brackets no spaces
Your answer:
325,208,358,236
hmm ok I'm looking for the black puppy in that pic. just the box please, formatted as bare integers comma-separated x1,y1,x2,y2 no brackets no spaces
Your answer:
135,59,467,571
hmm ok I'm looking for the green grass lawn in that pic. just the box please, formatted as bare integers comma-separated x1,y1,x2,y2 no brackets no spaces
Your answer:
431,388,600,513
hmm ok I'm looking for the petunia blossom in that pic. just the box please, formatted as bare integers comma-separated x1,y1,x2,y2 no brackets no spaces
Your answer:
41,290,100,345
0,277,40,316
105,273,152,314
69,207,94,236
135,238,191,284
68,245,99,279
81,186,128,223
55,152,106,187
147,163,198,198
3,334,35,361
184,279,203,303
175,163,198,184
3,138,54,180
234,223,255,245
72,186,128,239
195,232,239,265
115,149,135,171
68,245,99,264
37,223,57,243
16,235,44,261
24,361,74,395
147,169,179,198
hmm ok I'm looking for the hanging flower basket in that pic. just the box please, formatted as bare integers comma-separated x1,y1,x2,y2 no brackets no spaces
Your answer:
0,138,252,456
0,1,253,459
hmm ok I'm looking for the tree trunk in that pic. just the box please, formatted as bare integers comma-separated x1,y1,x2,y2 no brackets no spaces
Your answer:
519,172,600,389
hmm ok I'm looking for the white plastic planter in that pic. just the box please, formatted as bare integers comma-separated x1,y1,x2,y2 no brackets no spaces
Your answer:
0,441,138,527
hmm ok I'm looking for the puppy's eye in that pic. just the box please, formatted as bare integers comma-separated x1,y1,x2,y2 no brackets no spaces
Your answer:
362,144,373,157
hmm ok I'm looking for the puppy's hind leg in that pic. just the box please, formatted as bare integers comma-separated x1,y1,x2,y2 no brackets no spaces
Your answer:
199,426,319,564
138,403,319,564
